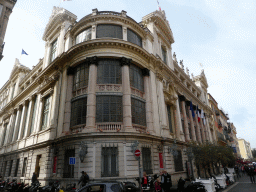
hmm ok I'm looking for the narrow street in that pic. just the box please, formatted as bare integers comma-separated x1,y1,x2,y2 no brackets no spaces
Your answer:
222,173,256,192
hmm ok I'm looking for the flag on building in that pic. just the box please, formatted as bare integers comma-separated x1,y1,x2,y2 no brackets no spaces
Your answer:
157,0,161,11
190,101,195,118
21,49,28,55
201,109,206,125
62,0,72,1
197,106,201,122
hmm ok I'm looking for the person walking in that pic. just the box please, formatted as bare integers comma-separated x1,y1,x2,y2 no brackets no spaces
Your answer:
161,170,172,192
249,166,255,183
32,172,38,184
234,165,240,179
154,178,161,192
141,171,149,191
78,171,89,187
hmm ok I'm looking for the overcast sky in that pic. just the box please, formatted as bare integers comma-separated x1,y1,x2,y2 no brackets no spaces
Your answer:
1,0,256,148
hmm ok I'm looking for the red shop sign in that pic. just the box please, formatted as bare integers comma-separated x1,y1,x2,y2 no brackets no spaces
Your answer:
159,153,163,168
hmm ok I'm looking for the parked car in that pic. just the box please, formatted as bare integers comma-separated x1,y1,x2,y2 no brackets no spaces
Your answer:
77,181,124,192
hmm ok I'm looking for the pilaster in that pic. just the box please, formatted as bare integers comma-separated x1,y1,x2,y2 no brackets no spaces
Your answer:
194,111,202,143
188,109,197,142
181,101,190,142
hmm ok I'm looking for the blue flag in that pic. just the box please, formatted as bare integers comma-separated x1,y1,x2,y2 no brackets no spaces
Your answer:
21,49,28,55
190,101,195,118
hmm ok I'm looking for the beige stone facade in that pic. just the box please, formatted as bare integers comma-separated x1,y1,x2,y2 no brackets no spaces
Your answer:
0,7,217,186
238,138,253,160
0,0,16,60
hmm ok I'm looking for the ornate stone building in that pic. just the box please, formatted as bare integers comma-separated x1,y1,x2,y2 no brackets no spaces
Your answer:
0,0,16,60
0,7,215,186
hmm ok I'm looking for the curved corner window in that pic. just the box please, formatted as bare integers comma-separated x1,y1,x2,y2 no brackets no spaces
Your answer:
73,63,89,91
70,97,87,127
127,29,142,47
76,28,92,44
97,60,122,84
129,64,144,92
131,98,146,126
96,24,123,39
96,95,122,123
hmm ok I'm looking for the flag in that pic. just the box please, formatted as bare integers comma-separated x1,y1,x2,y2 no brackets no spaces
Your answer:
63,0,72,1
201,109,206,125
197,106,201,122
190,101,195,118
157,0,161,11
21,49,28,55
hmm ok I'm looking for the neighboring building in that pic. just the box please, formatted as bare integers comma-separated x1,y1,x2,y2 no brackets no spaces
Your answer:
0,0,17,60
238,138,253,160
0,7,215,185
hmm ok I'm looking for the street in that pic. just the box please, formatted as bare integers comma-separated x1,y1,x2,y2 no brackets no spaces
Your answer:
222,173,256,192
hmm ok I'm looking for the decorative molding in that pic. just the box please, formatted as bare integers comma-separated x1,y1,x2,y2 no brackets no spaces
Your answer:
120,57,132,66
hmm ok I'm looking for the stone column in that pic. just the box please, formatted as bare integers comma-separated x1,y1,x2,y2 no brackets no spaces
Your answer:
86,57,98,132
120,57,134,132
4,112,15,145
123,26,127,41
7,110,17,143
33,94,43,134
63,73,73,133
194,110,202,143
65,33,73,51
156,74,169,136
174,98,182,141
200,118,206,142
143,69,154,134
188,108,197,142
150,71,160,135
91,25,96,40
43,42,51,68
12,106,22,142
24,97,33,137
57,23,66,55
17,101,29,140
180,100,190,142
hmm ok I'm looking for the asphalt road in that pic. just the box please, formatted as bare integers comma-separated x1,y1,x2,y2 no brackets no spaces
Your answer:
222,173,256,192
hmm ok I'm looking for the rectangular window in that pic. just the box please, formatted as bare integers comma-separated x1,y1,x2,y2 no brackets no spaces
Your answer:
161,47,167,64
142,148,152,174
41,95,51,130
167,105,173,133
22,158,27,177
97,60,121,84
50,39,57,62
96,96,122,123
129,64,144,92
174,150,184,172
70,98,87,127
11,83,16,99
63,149,75,178
101,147,118,177
14,159,19,177
127,29,142,47
96,24,123,39
35,155,41,178
8,160,13,176
73,63,89,91
131,98,146,126
29,95,38,135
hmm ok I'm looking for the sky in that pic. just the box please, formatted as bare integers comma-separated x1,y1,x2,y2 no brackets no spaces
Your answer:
0,0,256,148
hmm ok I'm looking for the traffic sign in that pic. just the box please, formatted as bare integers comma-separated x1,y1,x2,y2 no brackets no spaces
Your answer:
134,149,141,157
69,157,76,165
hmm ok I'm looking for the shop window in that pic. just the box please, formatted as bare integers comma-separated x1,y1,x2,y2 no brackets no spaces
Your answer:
63,149,75,178
14,159,19,177
174,150,183,172
8,160,13,176
142,148,152,174
22,158,27,177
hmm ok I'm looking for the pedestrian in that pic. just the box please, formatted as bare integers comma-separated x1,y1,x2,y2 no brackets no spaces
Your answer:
141,171,149,191
177,177,185,192
32,172,38,184
249,166,255,183
234,165,240,179
154,178,161,192
160,170,172,192
78,171,89,187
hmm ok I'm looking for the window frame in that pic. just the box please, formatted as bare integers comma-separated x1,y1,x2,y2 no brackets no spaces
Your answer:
101,147,119,177
50,39,58,62
96,24,123,39
41,95,51,131
129,64,144,92
161,46,167,64
22,158,27,177
63,149,75,178
131,97,146,126
73,63,90,91
70,97,87,127
142,147,152,174
174,150,184,172
127,28,142,47
167,105,173,133
75,27,92,44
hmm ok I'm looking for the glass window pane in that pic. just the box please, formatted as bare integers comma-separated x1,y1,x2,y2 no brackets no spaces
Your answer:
96,24,122,39
127,29,142,47
131,98,146,126
73,63,89,91
97,60,121,84
129,65,144,92
71,97,87,127
76,28,92,44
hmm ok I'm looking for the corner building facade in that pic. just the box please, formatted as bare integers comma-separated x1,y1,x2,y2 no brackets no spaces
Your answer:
0,7,215,185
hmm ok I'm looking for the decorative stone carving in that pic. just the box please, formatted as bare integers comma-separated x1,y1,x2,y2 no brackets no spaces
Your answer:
120,57,132,66
173,52,177,62
180,60,184,70
79,141,88,163
186,67,190,77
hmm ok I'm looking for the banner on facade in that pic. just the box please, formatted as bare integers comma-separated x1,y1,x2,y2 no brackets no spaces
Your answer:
53,156,57,173
186,161,192,177
159,153,164,168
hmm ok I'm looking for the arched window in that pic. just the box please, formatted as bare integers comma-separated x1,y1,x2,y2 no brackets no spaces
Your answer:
127,29,142,47
96,24,123,39
75,28,92,44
